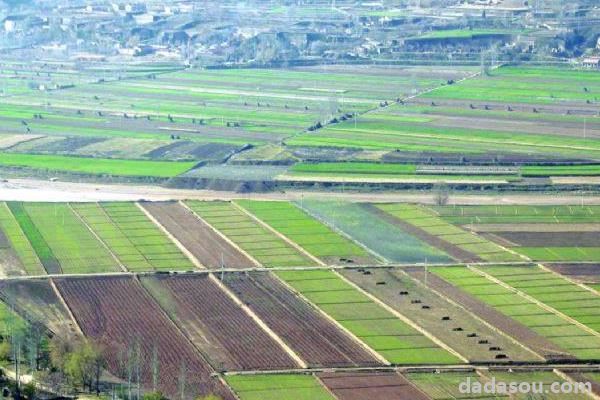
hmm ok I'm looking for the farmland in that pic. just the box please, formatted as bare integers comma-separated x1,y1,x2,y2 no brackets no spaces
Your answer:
0,202,44,275
376,203,523,263
141,274,296,371
236,200,375,265
185,201,316,267
433,266,600,360
223,271,380,368
225,374,334,400
277,269,461,364
9,202,120,274
141,202,254,269
299,199,450,263
430,205,600,262
73,202,193,272
56,276,236,399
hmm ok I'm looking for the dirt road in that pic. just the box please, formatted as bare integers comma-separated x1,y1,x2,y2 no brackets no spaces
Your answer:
1,178,599,205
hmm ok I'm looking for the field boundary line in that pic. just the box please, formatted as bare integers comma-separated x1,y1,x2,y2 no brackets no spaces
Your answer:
136,202,205,270
231,201,326,266
68,203,128,273
468,265,600,339
207,273,308,369
296,201,389,264
48,278,84,336
178,201,262,268
314,374,341,400
272,272,390,366
537,263,600,297
333,270,469,363
398,268,546,362
554,369,600,400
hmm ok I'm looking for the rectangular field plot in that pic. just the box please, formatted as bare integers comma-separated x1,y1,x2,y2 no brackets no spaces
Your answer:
236,200,375,265
185,201,316,267
13,203,120,274
0,202,44,275
141,202,255,269
433,205,600,225
223,272,380,368
276,269,460,365
71,202,193,272
377,204,522,263
479,265,600,333
317,371,430,400
433,266,600,360
141,274,297,371
341,268,540,363
56,277,235,400
300,200,451,263
514,247,600,262
406,370,591,400
225,374,335,400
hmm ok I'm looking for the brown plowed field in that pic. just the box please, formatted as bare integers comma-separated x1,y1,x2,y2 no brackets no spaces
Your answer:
141,201,253,269
489,232,600,247
405,267,575,362
223,271,381,368
318,372,431,400
56,276,235,400
364,204,481,263
141,274,297,371
546,264,600,284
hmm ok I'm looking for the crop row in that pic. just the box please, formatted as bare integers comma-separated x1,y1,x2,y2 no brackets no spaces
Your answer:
433,266,600,360
185,200,316,267
236,200,374,265
277,269,460,364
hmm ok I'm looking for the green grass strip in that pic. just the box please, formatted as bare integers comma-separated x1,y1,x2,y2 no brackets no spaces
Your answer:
0,152,195,178
6,202,59,274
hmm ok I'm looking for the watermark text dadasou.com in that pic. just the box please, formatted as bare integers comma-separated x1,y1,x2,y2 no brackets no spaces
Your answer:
459,377,592,396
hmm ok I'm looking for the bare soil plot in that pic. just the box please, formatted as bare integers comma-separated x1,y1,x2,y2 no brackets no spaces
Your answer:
317,371,431,400
141,274,296,371
141,202,253,269
56,276,235,400
0,279,76,337
342,268,540,363
487,231,600,247
222,271,381,368
405,267,573,361
546,264,600,284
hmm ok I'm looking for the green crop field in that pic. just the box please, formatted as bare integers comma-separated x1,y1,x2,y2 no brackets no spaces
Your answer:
433,266,600,360
13,203,121,274
71,202,193,272
522,165,600,177
277,269,460,364
432,205,600,225
185,201,316,267
225,374,334,400
0,202,45,275
480,265,600,333
0,152,195,177
406,370,590,400
298,199,451,263
236,200,374,264
424,66,600,105
377,204,522,262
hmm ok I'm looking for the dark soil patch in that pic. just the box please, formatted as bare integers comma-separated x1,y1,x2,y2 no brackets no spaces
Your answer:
143,141,240,162
546,264,600,284
491,232,600,247
141,201,253,269
223,271,381,368
318,372,431,400
28,136,106,153
364,204,481,263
